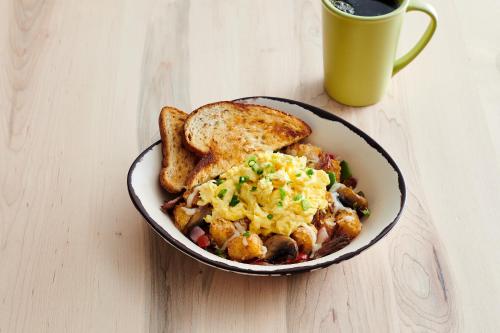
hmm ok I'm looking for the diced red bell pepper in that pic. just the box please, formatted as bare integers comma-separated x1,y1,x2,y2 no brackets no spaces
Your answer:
295,253,308,262
196,234,210,248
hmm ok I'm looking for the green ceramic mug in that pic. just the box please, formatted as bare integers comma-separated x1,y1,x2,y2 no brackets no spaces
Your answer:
321,0,438,106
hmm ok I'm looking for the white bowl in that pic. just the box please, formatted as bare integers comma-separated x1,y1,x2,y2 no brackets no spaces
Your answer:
127,97,406,275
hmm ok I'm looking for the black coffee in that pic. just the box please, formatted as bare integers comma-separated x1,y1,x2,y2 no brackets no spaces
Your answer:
330,0,399,17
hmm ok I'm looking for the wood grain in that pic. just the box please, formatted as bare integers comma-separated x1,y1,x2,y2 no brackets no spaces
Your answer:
1,0,499,332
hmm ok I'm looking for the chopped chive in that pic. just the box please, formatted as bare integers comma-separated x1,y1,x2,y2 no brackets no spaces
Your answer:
215,178,225,185
306,168,314,177
361,208,371,217
277,201,283,207
295,172,301,177
242,231,250,237
293,194,303,201
301,199,311,211
217,189,227,199
229,195,240,207
248,160,256,167
267,214,273,220
256,169,264,175
340,160,352,182
215,248,226,258
239,176,250,184
327,172,336,190
251,186,257,192
279,187,286,200
247,155,257,164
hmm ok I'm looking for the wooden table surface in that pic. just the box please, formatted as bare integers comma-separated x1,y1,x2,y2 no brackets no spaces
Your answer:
2,0,499,332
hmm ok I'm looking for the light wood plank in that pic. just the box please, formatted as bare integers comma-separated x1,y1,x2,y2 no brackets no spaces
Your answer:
1,0,499,332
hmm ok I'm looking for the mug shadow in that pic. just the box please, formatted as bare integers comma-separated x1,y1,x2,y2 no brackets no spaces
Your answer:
297,78,375,116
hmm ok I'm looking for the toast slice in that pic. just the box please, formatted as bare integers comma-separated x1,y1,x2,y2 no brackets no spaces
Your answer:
159,107,198,193
184,101,311,188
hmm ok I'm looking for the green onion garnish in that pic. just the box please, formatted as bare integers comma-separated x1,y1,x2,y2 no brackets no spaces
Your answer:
229,195,240,207
279,187,286,200
217,189,227,199
361,208,371,217
248,156,257,166
256,169,264,175
306,168,314,177
340,160,352,182
301,199,311,211
295,172,301,177
251,186,257,192
327,172,336,190
239,176,250,184
215,178,225,185
242,231,250,237
277,201,283,207
267,214,273,220
293,194,303,201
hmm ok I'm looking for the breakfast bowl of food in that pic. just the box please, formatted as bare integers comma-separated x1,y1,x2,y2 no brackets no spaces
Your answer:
127,97,405,275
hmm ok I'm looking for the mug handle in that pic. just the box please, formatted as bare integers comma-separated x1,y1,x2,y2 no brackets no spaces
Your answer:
392,0,438,76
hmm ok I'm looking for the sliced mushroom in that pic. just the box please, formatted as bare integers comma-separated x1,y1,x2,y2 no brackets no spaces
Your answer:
264,235,298,264
337,185,368,211
183,205,212,234
312,235,350,259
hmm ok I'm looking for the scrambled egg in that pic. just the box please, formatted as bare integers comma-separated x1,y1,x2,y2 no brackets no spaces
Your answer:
198,151,330,236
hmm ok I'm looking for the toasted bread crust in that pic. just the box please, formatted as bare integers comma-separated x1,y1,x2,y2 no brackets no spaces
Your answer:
184,101,311,156
159,106,198,193
183,101,312,188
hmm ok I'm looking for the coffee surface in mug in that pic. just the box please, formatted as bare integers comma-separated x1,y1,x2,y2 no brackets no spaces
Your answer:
330,0,399,17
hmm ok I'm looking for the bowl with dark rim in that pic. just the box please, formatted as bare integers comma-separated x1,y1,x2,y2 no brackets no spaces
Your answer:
127,97,406,275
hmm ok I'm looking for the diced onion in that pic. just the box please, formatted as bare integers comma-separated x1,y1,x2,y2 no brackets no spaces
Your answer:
189,226,205,242
310,226,330,258
316,226,329,245
186,186,200,208
181,207,198,216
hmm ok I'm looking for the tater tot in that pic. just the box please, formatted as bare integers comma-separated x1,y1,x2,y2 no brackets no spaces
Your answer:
284,143,323,166
227,234,265,261
291,226,317,254
335,209,362,239
173,203,192,231
209,218,236,248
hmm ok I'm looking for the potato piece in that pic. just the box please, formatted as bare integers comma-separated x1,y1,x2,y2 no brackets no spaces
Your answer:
284,143,322,166
337,185,368,211
227,234,265,261
335,209,362,239
209,218,236,248
291,226,317,254
173,203,192,231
